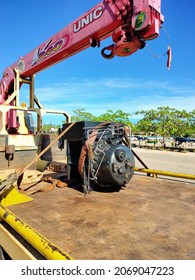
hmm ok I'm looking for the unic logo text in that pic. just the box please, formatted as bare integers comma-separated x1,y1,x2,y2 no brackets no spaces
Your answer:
73,6,103,33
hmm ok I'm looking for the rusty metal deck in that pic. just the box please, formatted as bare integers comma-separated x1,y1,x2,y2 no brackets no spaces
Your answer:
8,174,195,260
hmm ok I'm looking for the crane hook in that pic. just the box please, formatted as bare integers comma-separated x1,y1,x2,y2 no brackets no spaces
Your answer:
101,44,115,59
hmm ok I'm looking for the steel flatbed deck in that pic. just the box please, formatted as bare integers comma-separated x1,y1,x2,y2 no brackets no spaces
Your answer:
4,174,195,260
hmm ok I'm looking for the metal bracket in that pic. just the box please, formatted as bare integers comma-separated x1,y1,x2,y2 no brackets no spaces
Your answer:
105,0,130,20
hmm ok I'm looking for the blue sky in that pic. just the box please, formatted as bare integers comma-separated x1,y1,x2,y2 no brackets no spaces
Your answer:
1,0,195,124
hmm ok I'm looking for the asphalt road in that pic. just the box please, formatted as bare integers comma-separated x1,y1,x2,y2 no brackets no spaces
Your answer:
133,147,195,175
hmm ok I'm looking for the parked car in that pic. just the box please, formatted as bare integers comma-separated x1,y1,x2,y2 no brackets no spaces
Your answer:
131,136,138,141
175,137,195,143
137,135,147,140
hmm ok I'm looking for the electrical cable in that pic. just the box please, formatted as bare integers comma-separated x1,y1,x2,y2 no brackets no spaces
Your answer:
145,25,172,69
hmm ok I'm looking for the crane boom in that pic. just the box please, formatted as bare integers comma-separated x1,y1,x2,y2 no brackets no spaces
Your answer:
0,0,163,102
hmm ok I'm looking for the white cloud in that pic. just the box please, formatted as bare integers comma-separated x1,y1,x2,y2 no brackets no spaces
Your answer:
19,77,195,119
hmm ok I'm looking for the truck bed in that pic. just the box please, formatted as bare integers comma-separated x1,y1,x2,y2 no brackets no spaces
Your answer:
8,174,195,260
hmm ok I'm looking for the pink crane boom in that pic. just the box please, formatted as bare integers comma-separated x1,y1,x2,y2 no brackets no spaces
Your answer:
0,0,163,132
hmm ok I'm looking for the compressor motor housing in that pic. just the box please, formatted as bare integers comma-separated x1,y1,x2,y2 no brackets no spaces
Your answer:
58,121,135,192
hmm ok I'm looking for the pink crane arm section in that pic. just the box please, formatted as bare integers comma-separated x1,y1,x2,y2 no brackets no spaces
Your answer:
0,0,163,101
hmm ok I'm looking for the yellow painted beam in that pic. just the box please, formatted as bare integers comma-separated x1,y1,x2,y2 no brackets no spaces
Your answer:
0,186,33,207
135,167,195,180
0,205,73,260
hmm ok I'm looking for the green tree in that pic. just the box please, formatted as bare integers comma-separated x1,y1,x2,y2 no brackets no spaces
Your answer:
135,106,190,139
71,108,133,127
98,109,133,126
71,109,98,122
188,110,195,136
135,109,158,134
